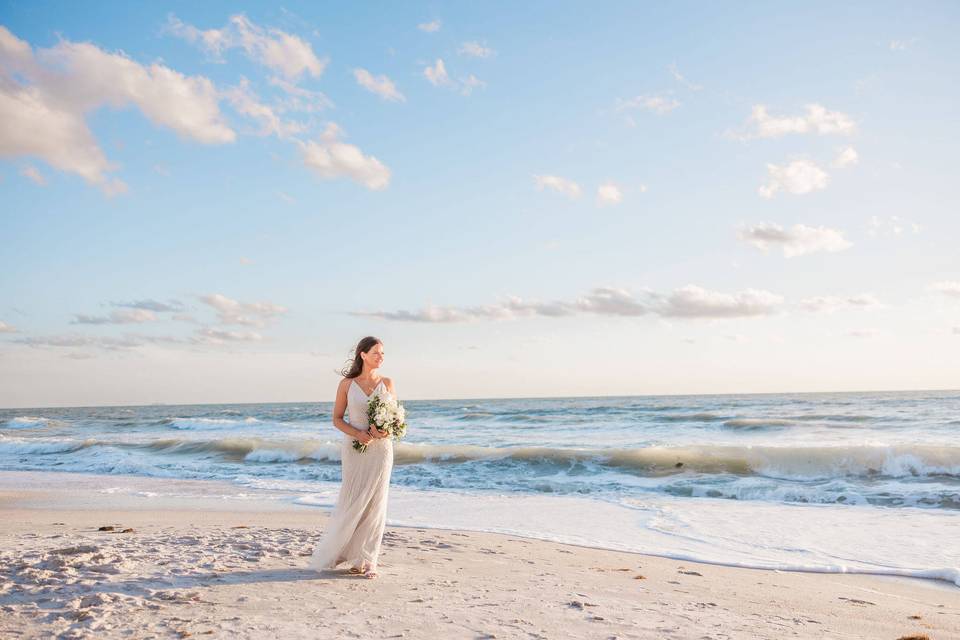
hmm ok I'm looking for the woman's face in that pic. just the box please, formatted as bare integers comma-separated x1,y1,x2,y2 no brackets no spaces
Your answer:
362,343,384,369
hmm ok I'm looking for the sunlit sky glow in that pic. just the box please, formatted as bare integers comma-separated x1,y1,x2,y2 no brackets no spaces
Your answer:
1,1,958,408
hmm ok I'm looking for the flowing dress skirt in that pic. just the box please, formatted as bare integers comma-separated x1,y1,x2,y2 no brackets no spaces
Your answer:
309,435,394,572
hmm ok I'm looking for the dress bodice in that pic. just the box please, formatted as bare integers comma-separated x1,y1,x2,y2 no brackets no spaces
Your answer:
346,378,389,434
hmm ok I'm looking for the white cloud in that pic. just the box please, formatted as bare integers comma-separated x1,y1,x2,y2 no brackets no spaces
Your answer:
195,327,263,344
533,174,581,199
597,182,623,206
731,104,856,140
14,334,150,350
423,59,484,95
616,94,680,116
758,159,830,198
889,38,917,51
166,14,327,81
352,285,783,322
417,20,442,33
738,222,852,257
225,78,305,138
868,215,921,237
71,309,157,325
353,68,405,102
268,76,334,112
298,123,391,190
651,285,783,318
20,165,45,185
0,25,233,194
798,294,882,313
423,58,451,87
458,41,495,58
928,281,960,299
667,63,702,91
459,74,485,96
574,287,650,317
199,293,287,328
112,299,185,312
0,321,18,333
831,146,859,168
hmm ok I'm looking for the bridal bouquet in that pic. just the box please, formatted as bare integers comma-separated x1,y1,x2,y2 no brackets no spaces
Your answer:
352,390,407,453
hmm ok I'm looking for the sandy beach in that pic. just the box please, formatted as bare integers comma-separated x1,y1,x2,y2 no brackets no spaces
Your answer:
0,471,956,640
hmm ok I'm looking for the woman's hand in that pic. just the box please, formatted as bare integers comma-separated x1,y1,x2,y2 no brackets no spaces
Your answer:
354,428,374,445
369,426,390,439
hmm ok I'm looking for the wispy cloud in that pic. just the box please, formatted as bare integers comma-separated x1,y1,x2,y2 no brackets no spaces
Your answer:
798,295,882,313
298,123,391,190
667,63,702,91
353,68,405,102
533,174,581,199
71,309,156,325
422,58,484,95
868,215,921,237
225,78,306,139
417,19,441,33
616,93,680,116
111,299,185,312
596,182,623,206
758,159,830,198
738,223,852,257
199,293,287,328
889,38,917,51
166,14,327,81
458,41,495,58
0,321,18,333
423,58,451,87
830,146,859,169
729,104,856,140
195,327,263,344
20,165,46,185
351,285,784,323
14,334,154,350
268,76,334,112
459,74,485,96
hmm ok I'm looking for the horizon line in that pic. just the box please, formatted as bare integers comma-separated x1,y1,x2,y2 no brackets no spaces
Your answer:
2,386,958,411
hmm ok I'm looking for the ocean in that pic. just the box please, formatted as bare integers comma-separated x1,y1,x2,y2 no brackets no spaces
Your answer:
2,389,958,586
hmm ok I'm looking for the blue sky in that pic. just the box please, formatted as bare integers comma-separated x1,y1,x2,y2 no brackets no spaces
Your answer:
1,1,958,407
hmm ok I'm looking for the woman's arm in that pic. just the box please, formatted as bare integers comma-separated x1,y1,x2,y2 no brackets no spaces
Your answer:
332,378,371,442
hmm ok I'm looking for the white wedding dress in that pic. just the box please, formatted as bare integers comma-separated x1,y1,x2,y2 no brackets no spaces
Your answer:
309,379,394,573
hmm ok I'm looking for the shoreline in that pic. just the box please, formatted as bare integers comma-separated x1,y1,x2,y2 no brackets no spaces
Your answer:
4,469,958,590
1,471,958,638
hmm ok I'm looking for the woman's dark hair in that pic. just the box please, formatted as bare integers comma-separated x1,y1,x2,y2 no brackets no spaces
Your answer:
340,336,382,378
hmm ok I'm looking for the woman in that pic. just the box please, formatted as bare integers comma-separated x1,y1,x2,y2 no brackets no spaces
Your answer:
309,336,396,578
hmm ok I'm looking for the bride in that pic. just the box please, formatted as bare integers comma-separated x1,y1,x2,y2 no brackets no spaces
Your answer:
309,336,396,578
